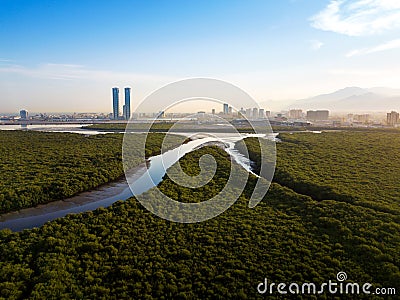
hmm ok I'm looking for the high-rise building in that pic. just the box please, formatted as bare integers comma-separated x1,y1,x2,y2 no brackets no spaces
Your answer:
123,105,127,119
306,110,329,121
20,109,28,120
246,108,252,118
265,110,271,118
223,103,229,115
387,111,399,126
354,114,370,124
112,87,119,120
124,87,131,120
259,109,265,118
289,109,303,119
211,108,215,115
252,108,258,119
228,106,233,114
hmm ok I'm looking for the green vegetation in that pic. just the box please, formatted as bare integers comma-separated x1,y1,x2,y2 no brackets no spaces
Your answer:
237,132,400,294
83,123,258,133
158,146,233,203
0,131,181,214
0,131,399,298
275,132,400,214
84,123,400,134
270,124,400,133
238,132,400,213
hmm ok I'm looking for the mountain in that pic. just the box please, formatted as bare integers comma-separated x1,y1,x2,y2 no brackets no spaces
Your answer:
286,87,400,112
368,87,400,96
258,99,294,112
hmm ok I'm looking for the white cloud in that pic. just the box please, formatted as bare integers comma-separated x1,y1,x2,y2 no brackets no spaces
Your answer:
0,63,179,112
310,0,400,36
346,38,400,56
310,40,324,50
0,63,174,82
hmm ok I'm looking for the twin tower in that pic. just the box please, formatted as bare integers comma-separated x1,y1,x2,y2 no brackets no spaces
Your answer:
112,87,131,120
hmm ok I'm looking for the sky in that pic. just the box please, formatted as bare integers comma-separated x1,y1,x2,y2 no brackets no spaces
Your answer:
1,0,400,113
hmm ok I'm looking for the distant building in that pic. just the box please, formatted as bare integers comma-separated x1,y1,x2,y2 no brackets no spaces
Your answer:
306,110,329,121
259,109,265,118
252,108,258,119
212,109,215,115
112,87,119,120
20,109,28,120
265,110,271,118
387,111,399,126
354,114,370,124
122,105,127,120
197,111,206,119
124,87,131,120
274,113,287,122
289,109,302,119
228,106,233,114
223,103,229,115
246,108,252,118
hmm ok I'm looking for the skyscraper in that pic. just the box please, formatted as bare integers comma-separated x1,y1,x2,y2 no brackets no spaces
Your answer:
20,109,28,120
124,87,131,120
112,87,119,120
246,108,252,118
223,103,229,115
289,109,303,119
252,108,258,119
387,111,399,126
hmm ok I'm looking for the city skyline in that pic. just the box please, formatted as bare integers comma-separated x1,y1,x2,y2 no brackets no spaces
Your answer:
2,97,399,127
1,1,400,113
3,84,400,116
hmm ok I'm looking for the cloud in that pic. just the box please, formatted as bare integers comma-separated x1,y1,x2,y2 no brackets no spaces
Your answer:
310,40,324,50
0,63,88,80
0,63,175,82
0,63,181,113
346,38,400,56
310,0,400,36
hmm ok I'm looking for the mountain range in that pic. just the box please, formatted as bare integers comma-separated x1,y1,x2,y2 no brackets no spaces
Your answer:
260,87,400,112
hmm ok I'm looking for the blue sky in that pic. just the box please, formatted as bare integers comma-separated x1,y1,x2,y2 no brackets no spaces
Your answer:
1,0,400,113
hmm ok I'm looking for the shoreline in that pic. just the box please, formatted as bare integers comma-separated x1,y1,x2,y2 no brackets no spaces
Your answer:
0,163,147,224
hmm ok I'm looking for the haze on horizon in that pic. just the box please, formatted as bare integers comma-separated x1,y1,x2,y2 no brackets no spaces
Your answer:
1,0,400,114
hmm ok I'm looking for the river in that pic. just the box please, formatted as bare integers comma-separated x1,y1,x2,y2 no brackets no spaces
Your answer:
0,127,277,231
0,124,113,135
